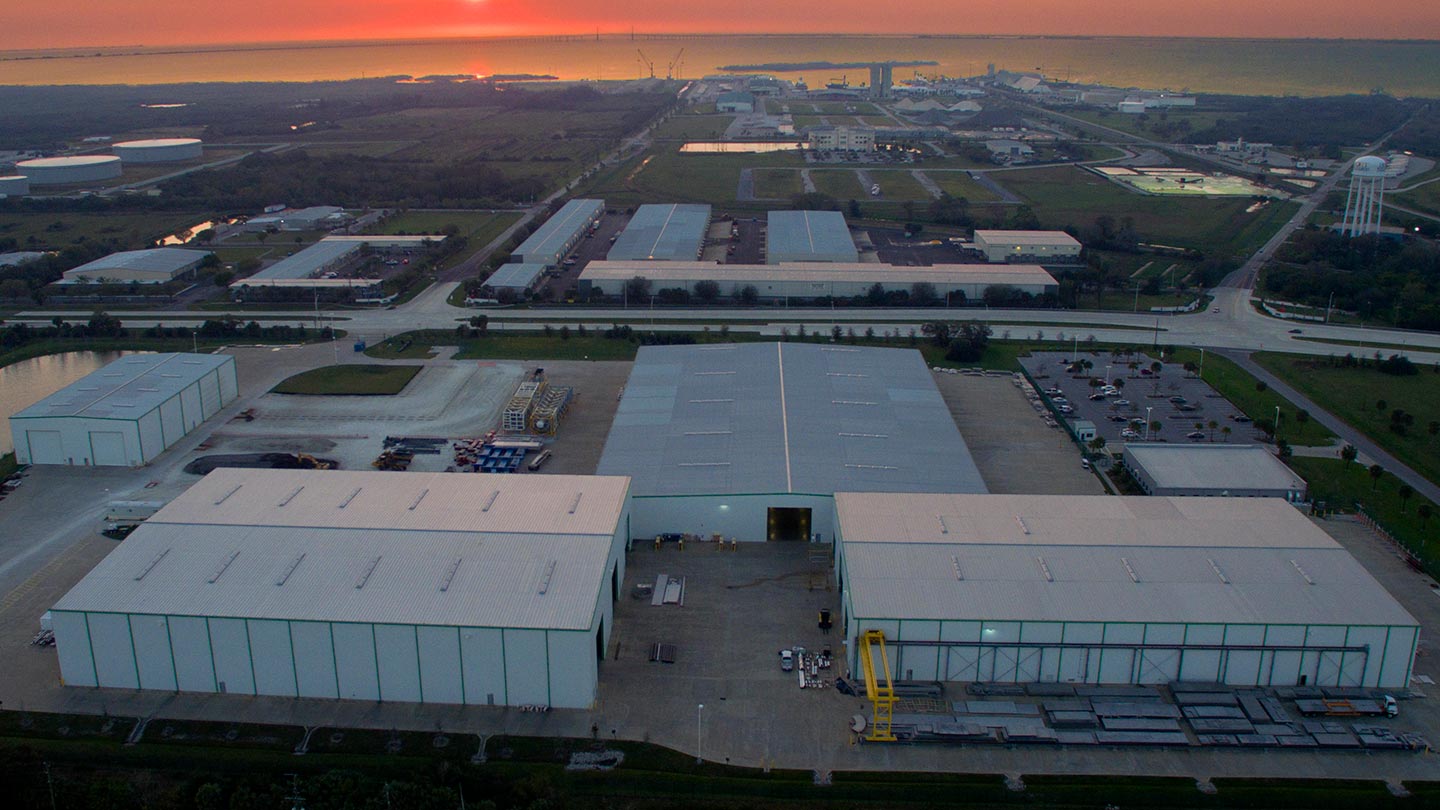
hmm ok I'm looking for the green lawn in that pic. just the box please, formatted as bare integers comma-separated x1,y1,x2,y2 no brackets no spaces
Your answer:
272,364,421,395
1254,352,1440,485
651,115,733,140
925,171,1000,202
997,166,1299,257
1392,176,1440,217
868,170,933,201
1169,348,1337,446
753,168,803,199
810,169,866,199
367,211,521,245
1289,457,1440,575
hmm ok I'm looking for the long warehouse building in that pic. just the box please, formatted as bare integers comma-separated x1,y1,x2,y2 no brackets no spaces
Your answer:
834,493,1418,688
972,230,1082,263
50,468,633,709
11,353,237,467
598,343,986,542
61,247,212,284
607,203,711,261
767,210,859,263
512,199,604,267
578,261,1058,300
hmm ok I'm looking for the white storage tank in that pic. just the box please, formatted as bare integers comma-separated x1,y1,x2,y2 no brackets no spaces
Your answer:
0,175,30,196
113,138,204,163
16,156,122,185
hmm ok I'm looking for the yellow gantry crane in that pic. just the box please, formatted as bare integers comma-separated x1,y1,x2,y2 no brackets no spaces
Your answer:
857,629,898,742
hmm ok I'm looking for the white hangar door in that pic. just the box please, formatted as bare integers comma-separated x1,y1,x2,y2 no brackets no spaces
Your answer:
25,430,64,464
90,431,128,466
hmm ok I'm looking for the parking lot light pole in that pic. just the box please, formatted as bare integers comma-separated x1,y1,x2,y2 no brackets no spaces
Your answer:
696,704,704,764
1145,406,1153,441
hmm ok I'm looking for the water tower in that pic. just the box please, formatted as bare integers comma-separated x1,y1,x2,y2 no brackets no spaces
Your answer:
1341,156,1388,237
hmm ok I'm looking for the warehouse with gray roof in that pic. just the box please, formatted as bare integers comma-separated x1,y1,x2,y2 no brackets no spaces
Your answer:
766,210,859,264
50,468,632,709
512,199,603,267
1123,443,1307,501
10,352,237,466
597,343,986,542
834,493,1418,688
578,261,1058,300
60,247,211,284
607,203,711,262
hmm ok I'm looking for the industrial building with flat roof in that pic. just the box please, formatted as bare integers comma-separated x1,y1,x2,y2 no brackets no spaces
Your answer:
607,204,711,262
715,91,755,112
231,234,443,290
1123,443,1307,501
578,261,1058,301
485,263,549,294
512,199,603,267
50,468,633,709
242,206,349,232
11,353,237,467
60,247,211,284
767,210,859,264
598,343,986,542
834,494,1417,688
972,230,1082,263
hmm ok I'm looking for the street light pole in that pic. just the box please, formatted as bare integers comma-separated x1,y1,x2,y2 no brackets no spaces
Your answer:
1275,405,1281,441
696,704,704,764
1145,406,1153,441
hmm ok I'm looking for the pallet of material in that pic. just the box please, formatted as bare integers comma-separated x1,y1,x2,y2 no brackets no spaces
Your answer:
1276,735,1319,747
957,700,1039,716
1173,692,1239,706
1312,731,1361,748
1197,734,1240,746
1189,719,1255,734
1042,699,1093,713
1076,685,1157,699
1092,702,1181,719
1183,705,1246,720
1259,696,1292,722
1354,726,1407,749
1047,710,1098,728
1295,698,1385,716
1239,694,1272,722
1235,734,1279,747
1302,720,1350,735
1025,683,1077,697
966,683,1026,696
1093,730,1190,746
1253,723,1300,736
648,643,677,663
1054,730,1098,745
1100,717,1182,732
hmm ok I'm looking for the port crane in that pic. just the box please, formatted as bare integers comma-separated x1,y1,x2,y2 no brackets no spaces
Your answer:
666,48,685,80
636,50,655,79
857,629,898,742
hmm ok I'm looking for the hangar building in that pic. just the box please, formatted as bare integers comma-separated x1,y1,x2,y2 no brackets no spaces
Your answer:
766,210,859,264
972,230,1082,263
512,199,604,267
607,204,711,262
834,493,1417,688
1124,443,1307,502
50,468,632,709
11,353,237,466
61,247,211,284
578,261,1058,301
597,343,986,542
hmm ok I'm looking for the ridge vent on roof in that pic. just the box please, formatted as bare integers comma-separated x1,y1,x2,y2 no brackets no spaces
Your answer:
276,554,305,586
1291,559,1315,585
409,489,429,511
481,490,500,512
134,548,170,581
277,486,304,507
208,550,241,584
1036,556,1053,582
951,555,963,580
1208,558,1230,584
1015,516,1030,535
440,558,463,592
1121,557,1140,583
356,556,382,589
938,515,949,534
568,493,583,514
338,487,362,508
214,484,243,505
538,559,557,594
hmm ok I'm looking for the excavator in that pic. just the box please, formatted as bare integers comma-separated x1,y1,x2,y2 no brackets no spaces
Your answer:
856,629,898,742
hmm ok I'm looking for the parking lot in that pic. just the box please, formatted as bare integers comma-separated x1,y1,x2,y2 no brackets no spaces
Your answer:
538,209,629,300
866,226,976,267
1019,351,1265,448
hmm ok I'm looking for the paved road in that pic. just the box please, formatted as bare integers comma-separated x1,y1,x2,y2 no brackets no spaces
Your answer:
1221,350,1440,506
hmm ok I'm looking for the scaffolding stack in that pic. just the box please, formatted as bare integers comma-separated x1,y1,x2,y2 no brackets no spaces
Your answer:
529,386,573,436
502,379,546,432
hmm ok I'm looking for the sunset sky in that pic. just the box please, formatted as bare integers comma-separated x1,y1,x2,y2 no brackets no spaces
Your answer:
5,0,1439,50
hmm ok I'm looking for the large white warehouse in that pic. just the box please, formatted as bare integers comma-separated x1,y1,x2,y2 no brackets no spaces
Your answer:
16,155,123,185
597,343,986,542
61,247,211,284
50,468,633,709
972,230,1082,263
834,494,1418,689
112,138,204,163
11,353,237,466
512,199,603,267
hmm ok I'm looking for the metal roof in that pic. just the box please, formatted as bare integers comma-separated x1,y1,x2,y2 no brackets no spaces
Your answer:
972,230,1082,248
13,353,232,420
1124,444,1306,493
767,210,858,263
62,248,209,279
580,261,1057,288
486,263,548,290
608,204,711,262
0,251,45,267
248,240,357,280
52,524,611,630
838,494,1417,627
597,343,986,497
513,199,603,264
51,468,633,630
150,468,631,538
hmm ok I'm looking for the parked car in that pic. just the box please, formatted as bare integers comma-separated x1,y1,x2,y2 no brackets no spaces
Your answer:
1109,415,1128,423
1113,399,1131,407
779,649,795,672
1089,393,1107,401
1233,415,1252,423
1169,396,1187,404
1186,431,1207,440
1080,458,1092,471
1121,429,1140,439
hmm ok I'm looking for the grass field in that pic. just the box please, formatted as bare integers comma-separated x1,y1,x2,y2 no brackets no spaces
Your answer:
753,168,803,199
1290,457,1440,575
651,114,733,140
924,170,1000,201
1393,176,1440,216
998,166,1299,257
868,170,933,200
0,211,207,252
587,148,806,207
272,364,421,395
1253,352,1440,485
368,210,522,246
1170,348,1337,446
1063,108,1230,140
810,168,866,199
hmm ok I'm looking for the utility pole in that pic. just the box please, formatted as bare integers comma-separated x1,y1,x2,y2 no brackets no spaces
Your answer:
696,703,705,764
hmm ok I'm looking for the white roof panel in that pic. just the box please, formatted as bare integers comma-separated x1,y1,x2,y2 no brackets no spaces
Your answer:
1125,443,1306,492
581,261,1057,288
12,353,231,420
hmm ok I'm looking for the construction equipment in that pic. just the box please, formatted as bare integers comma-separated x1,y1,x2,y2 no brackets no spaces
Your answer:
666,48,685,80
636,49,655,79
857,630,899,742
296,453,334,470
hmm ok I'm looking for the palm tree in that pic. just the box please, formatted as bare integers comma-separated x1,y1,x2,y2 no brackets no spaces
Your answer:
1340,444,1358,466
1207,420,1219,441
1398,484,1414,513
1368,464,1385,492
1419,504,1433,527
1221,426,1232,443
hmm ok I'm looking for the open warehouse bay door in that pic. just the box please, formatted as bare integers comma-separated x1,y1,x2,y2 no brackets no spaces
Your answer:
767,507,811,541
